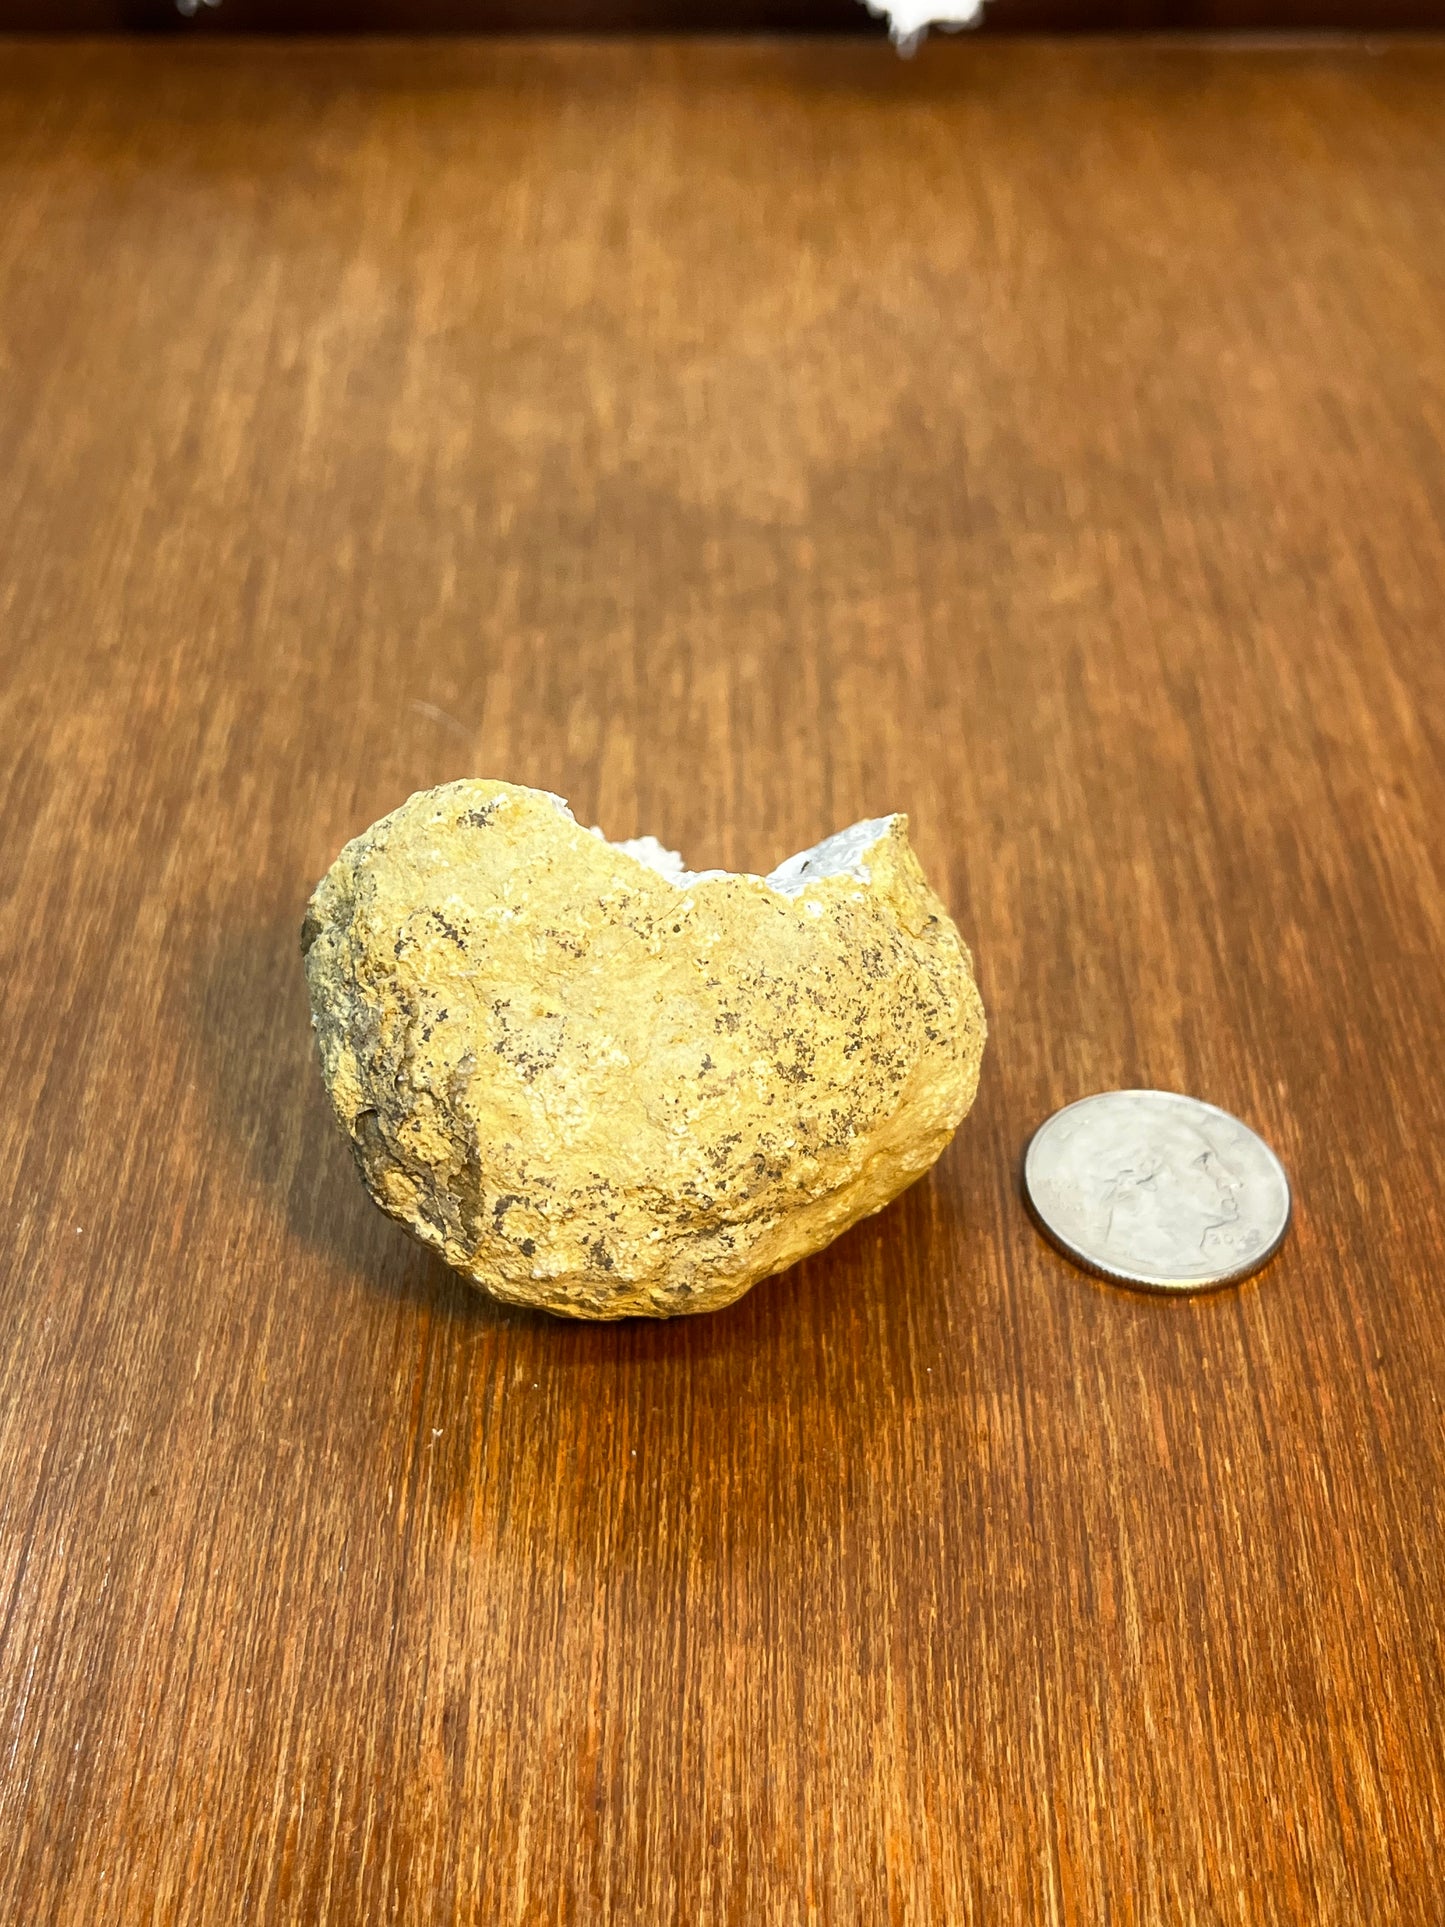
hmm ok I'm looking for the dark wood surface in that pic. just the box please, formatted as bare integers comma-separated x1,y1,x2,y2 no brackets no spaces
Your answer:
8,4,1445,34
3,35,1445,1926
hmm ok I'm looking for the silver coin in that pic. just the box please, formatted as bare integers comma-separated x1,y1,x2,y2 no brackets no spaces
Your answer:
1023,1090,1291,1293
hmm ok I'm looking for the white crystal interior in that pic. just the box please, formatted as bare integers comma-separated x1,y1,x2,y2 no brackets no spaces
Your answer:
763,818,895,897
572,802,895,899
612,835,706,887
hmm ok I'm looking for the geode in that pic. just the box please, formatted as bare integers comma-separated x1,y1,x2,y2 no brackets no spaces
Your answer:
302,779,985,1318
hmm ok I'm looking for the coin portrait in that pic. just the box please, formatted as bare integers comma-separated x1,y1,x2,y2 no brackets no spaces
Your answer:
1023,1090,1292,1293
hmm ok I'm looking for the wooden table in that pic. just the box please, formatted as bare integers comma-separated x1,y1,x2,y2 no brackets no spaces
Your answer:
3,35,1443,1924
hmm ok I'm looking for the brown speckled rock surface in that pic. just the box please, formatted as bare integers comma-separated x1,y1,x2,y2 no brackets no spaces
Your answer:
302,780,985,1318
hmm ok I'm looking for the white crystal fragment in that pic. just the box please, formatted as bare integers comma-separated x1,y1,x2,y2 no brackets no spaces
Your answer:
602,816,897,900
863,0,985,56
765,818,894,898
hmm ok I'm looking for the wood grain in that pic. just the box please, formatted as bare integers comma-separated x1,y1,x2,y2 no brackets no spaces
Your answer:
2,35,1444,1925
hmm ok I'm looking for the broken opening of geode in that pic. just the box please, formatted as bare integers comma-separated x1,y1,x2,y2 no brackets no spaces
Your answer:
302,779,986,1319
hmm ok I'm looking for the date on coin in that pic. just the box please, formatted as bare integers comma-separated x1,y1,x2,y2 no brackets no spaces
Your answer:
1023,1090,1291,1293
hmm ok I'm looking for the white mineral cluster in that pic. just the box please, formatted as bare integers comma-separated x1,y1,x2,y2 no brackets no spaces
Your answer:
864,0,985,55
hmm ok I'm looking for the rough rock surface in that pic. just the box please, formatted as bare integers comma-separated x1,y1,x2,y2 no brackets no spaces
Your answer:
302,780,986,1319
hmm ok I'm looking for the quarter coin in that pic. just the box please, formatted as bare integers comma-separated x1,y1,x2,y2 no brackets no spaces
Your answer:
1023,1090,1291,1293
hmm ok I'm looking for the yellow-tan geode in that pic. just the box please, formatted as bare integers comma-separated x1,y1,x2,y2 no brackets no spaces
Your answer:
302,780,985,1318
